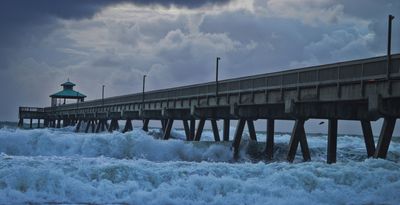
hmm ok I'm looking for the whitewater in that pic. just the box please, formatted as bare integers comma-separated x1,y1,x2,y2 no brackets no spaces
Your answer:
0,126,399,204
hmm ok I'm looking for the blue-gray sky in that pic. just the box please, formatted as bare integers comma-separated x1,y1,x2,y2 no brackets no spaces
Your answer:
1,0,399,134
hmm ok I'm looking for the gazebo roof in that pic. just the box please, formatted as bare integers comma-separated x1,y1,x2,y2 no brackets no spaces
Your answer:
50,90,86,98
61,81,76,87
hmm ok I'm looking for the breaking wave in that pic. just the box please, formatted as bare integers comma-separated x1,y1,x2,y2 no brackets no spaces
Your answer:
0,127,399,204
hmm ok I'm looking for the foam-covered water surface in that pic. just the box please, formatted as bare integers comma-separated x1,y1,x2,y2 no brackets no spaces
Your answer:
0,127,399,204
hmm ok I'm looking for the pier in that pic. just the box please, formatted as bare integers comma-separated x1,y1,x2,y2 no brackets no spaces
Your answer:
18,54,400,163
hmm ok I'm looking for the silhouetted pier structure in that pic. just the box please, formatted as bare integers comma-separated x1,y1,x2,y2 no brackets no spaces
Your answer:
18,54,400,163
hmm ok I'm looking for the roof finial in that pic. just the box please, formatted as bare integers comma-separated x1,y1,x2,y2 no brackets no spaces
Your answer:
67,77,70,82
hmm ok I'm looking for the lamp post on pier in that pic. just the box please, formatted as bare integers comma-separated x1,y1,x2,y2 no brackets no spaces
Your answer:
142,75,146,110
216,57,221,104
387,14,395,79
102,85,105,106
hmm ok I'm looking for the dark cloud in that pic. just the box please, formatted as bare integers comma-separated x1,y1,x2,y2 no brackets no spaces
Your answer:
0,0,399,135
0,0,230,68
0,0,230,24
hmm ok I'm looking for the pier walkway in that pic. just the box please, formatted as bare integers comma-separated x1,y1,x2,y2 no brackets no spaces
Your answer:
19,54,400,163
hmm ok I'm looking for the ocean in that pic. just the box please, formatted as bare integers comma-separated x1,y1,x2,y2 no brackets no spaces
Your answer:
0,125,399,204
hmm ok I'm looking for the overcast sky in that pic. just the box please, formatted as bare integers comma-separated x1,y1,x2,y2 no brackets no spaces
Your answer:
1,0,399,134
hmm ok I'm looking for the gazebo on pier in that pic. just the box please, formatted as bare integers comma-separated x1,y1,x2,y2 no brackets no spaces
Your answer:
50,80,86,107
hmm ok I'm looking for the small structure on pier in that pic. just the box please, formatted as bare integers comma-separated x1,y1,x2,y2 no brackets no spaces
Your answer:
50,80,86,107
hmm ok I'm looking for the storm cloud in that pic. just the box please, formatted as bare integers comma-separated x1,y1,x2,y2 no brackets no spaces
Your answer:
0,0,399,134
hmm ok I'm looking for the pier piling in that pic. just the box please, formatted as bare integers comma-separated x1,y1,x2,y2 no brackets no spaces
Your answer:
374,117,397,158
361,121,376,157
265,119,275,160
327,119,338,164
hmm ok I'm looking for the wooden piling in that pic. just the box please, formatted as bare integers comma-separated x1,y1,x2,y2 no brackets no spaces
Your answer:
361,121,376,157
37,119,40,128
327,119,338,164
223,119,230,141
265,119,275,160
211,120,221,141
374,117,396,158
194,119,206,141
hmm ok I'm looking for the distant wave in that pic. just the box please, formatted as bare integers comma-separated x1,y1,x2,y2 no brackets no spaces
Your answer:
0,127,399,163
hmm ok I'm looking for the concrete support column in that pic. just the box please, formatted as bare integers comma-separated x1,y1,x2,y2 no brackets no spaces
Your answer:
70,119,76,126
18,118,23,128
105,120,109,131
91,120,96,133
95,120,102,133
85,120,91,133
247,120,257,141
163,119,174,140
75,120,82,132
223,119,230,141
194,119,206,141
62,119,68,127
30,119,33,129
56,119,61,128
123,119,133,133
44,119,49,128
265,119,275,160
37,119,40,128
374,117,397,158
182,120,190,141
361,121,375,157
287,119,310,162
142,119,149,132
108,119,119,132
327,119,338,164
101,120,106,132
232,119,246,156
189,119,196,141
161,120,167,132
211,120,221,142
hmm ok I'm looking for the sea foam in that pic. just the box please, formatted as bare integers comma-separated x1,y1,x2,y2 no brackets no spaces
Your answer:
0,127,399,204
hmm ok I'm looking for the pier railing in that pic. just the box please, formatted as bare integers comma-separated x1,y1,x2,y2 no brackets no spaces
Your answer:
45,54,400,112
19,107,45,112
